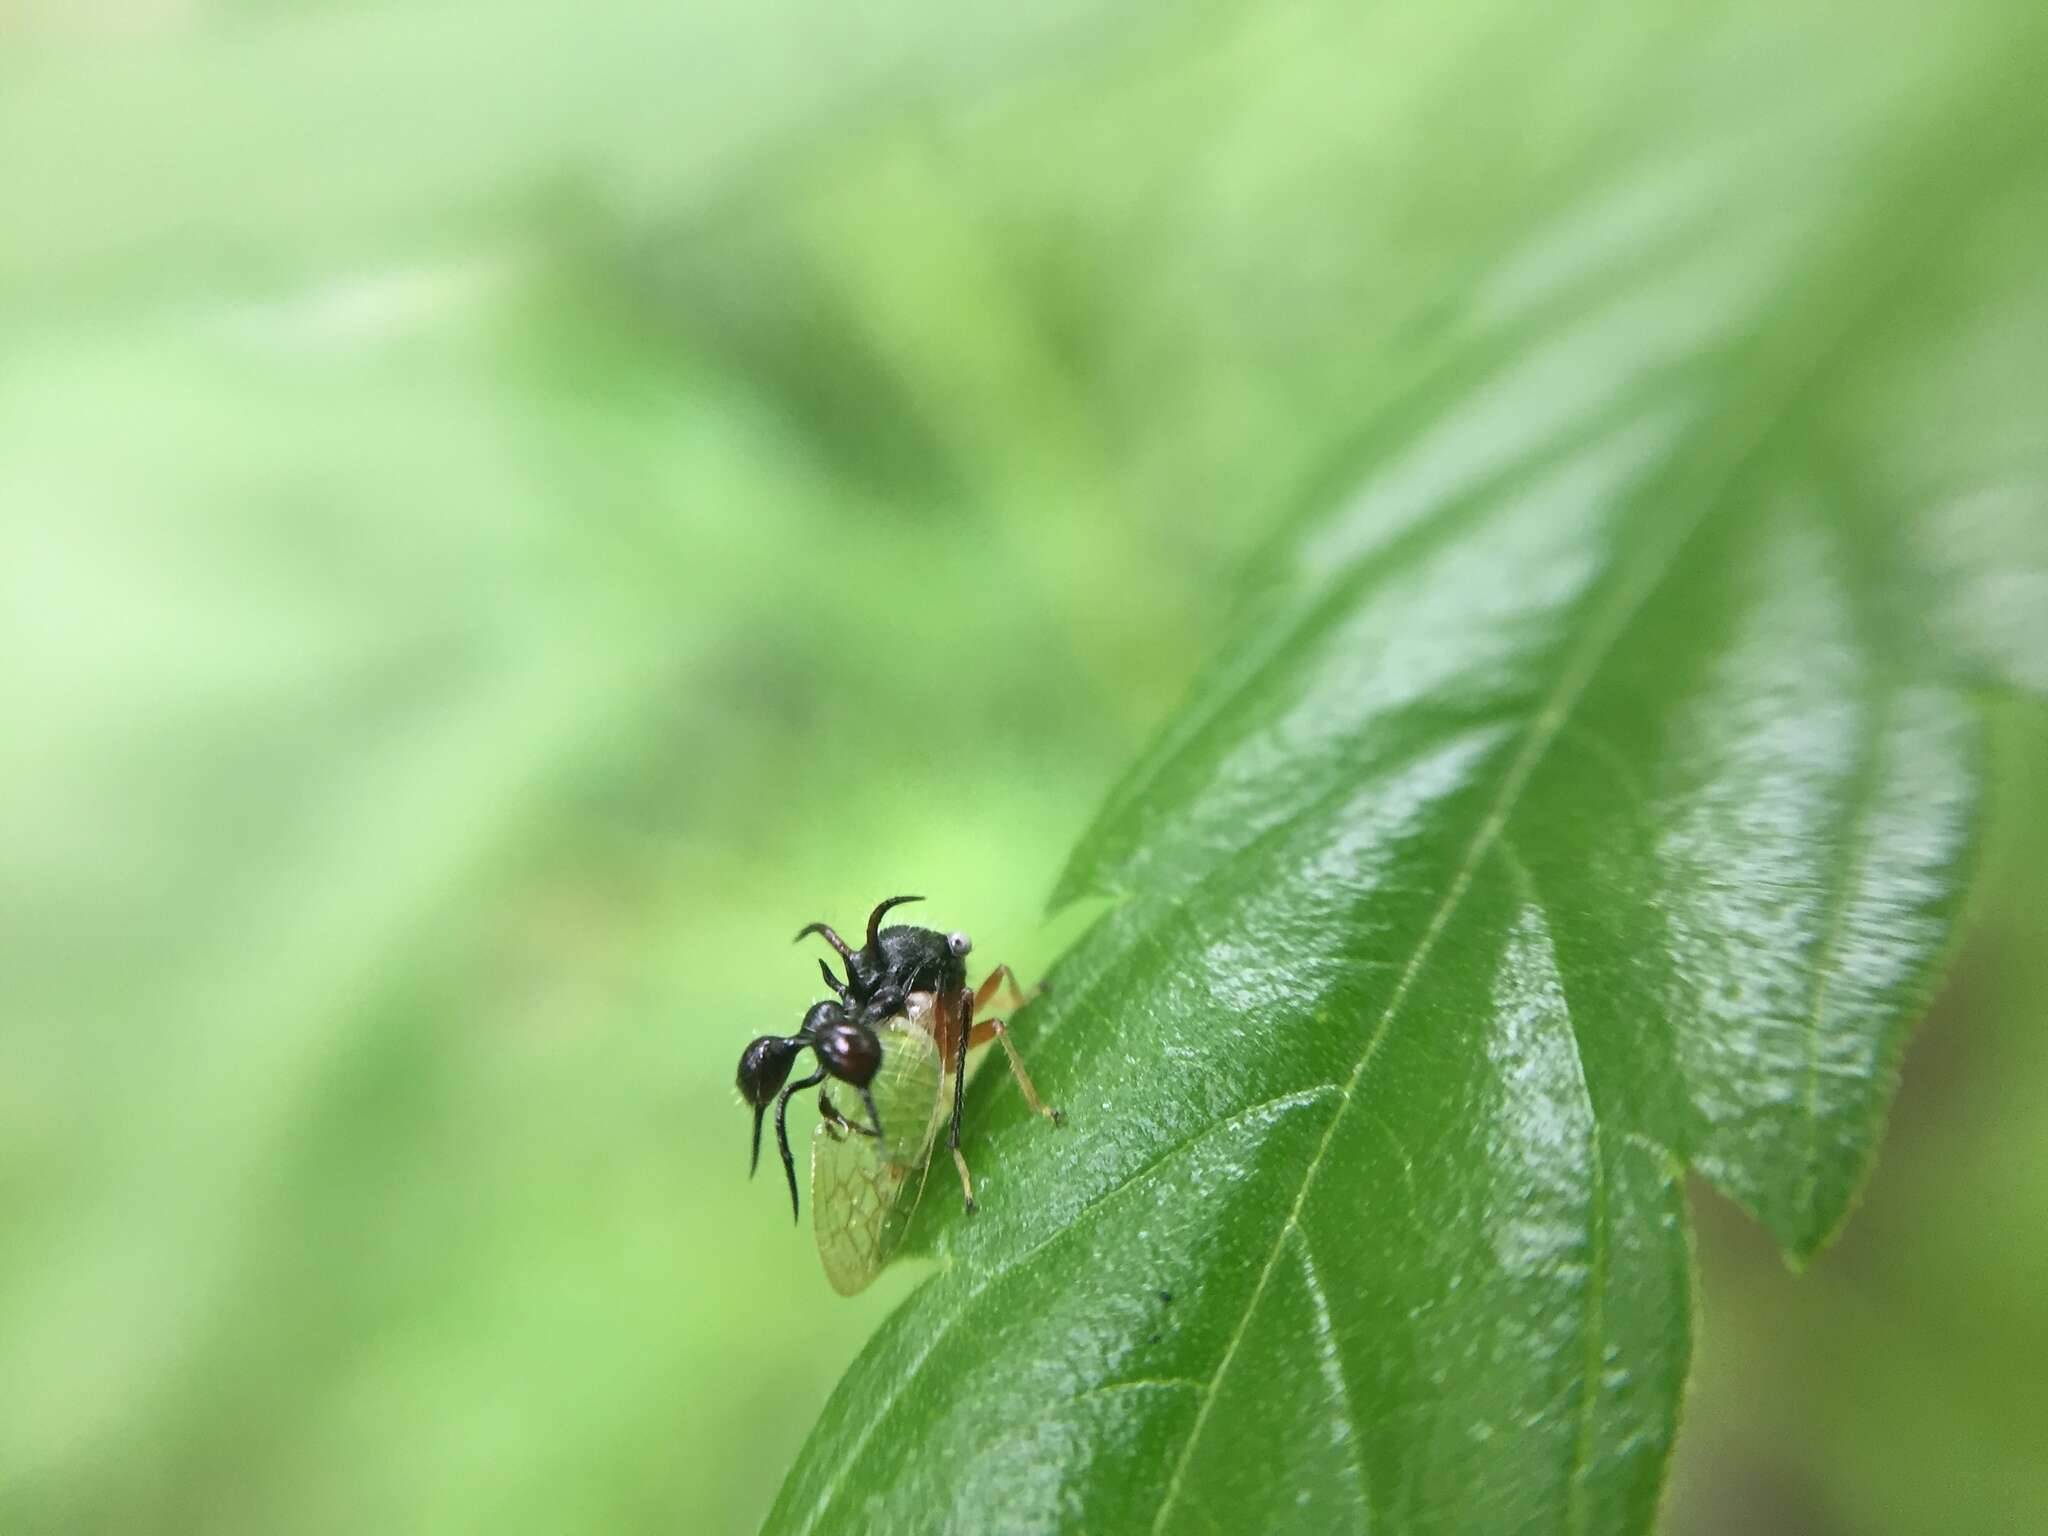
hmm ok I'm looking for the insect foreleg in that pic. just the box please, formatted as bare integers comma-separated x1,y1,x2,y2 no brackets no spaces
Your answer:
818,1087,883,1143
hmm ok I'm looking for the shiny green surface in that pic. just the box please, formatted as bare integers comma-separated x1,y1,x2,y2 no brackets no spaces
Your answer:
4,1,2046,1534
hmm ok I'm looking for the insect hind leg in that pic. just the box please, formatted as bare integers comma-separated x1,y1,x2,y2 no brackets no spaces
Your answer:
967,1016,1064,1127
973,963,1044,1015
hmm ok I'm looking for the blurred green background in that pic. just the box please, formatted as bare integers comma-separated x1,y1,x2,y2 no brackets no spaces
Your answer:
3,3,2043,1533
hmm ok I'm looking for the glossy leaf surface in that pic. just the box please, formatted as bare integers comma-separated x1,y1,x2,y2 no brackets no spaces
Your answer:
765,3,2048,1532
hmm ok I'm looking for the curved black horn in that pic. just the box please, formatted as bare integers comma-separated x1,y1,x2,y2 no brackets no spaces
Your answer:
865,894,923,951
793,921,854,961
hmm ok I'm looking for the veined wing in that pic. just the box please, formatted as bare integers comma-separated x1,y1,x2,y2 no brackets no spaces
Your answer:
811,994,947,1296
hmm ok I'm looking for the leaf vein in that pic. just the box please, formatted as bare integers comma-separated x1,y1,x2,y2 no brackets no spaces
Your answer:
1147,460,1720,1536
1565,1135,1610,1536
786,1084,1339,1536
1294,1229,1371,1513
1498,838,1612,1536
1794,691,1887,1236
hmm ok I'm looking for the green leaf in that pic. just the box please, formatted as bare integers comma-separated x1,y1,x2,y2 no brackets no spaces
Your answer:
765,6,2048,1534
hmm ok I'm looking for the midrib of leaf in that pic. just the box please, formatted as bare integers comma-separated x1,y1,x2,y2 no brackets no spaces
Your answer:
1134,124,1973,1528
1059,398,1721,929
1144,410,1722,1535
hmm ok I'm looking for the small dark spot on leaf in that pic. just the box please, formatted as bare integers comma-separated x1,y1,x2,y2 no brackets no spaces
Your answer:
1158,1289,1173,1305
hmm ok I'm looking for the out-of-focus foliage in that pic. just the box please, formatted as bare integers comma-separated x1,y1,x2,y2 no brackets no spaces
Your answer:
0,1,2043,1533
2,9,1269,1533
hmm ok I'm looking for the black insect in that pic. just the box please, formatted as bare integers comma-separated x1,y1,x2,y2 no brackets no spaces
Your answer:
796,892,972,1024
734,996,885,1213
735,894,1060,1225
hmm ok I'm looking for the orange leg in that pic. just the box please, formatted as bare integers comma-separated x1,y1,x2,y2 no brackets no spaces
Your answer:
973,963,1044,1015
943,979,1065,1214
965,1015,1064,1128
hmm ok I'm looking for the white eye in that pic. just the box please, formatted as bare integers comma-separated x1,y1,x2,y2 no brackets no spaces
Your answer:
947,930,972,958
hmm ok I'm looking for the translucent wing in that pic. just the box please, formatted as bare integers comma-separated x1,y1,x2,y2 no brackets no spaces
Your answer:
811,994,948,1296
